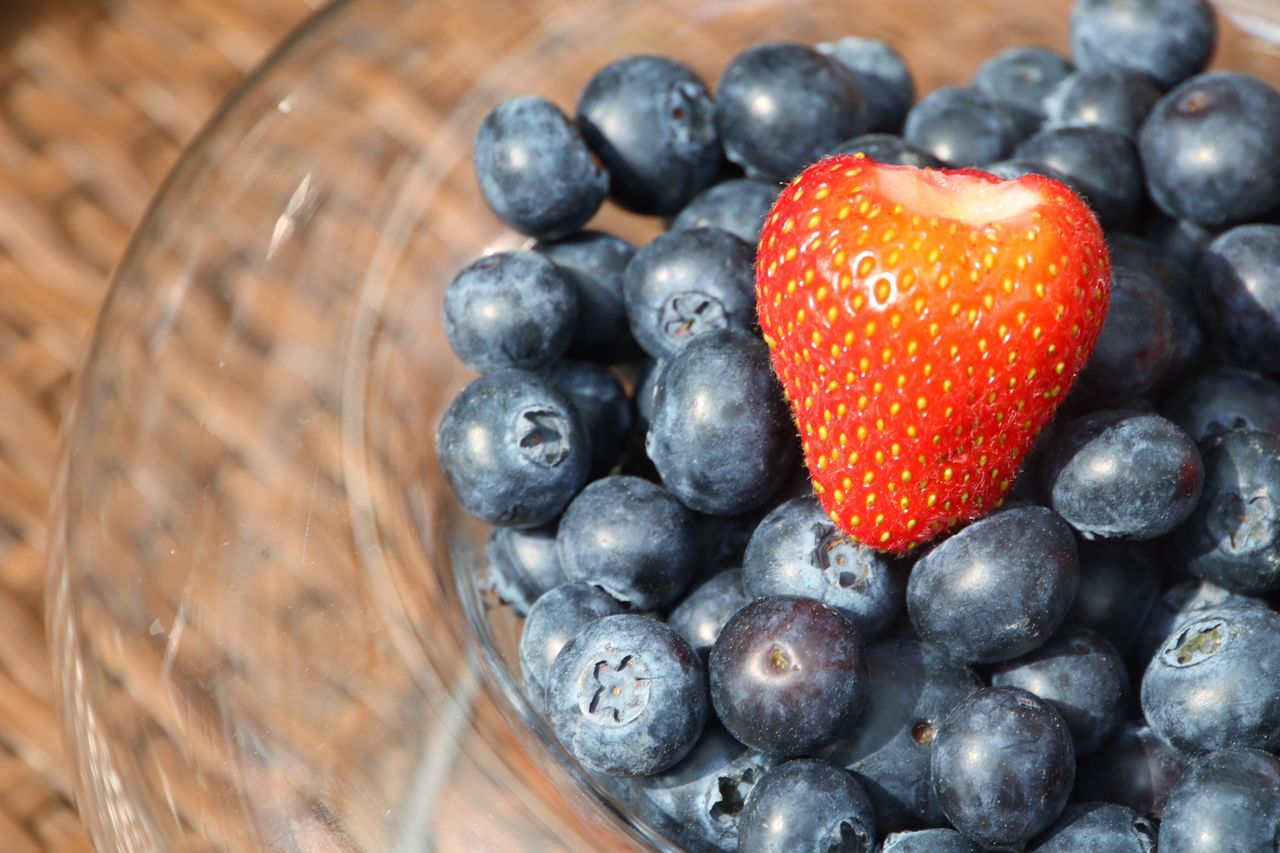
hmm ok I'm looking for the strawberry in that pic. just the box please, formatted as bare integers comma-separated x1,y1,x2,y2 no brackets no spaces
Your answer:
757,155,1110,553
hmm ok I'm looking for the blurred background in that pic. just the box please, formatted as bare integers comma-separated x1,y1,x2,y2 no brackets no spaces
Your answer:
0,2,315,848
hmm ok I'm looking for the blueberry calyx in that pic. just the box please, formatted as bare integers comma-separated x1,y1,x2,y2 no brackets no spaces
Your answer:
579,653,651,725
1160,618,1229,667
660,292,729,341
515,408,570,467
1206,491,1277,554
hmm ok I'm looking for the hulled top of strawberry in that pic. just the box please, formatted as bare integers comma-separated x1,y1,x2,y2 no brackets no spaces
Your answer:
756,154,1110,553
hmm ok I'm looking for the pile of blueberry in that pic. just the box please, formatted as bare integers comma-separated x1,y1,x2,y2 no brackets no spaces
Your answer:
435,0,1280,849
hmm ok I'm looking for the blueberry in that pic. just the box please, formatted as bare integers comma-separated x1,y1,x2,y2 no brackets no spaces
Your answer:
485,522,566,616
932,687,1075,849
1076,268,1176,403
647,331,797,516
904,86,1034,167
907,506,1079,663
1196,224,1280,372
557,476,698,610
1044,68,1162,138
709,596,867,757
473,96,608,240
622,228,756,360
1108,236,1204,386
822,639,980,832
1174,430,1280,594
715,42,867,181
817,37,915,132
1074,723,1189,817
667,570,750,659
1067,541,1161,656
1138,210,1216,271
991,626,1129,755
443,251,578,373
545,360,632,478
1162,368,1280,443
436,370,590,527
743,496,903,641
737,759,875,853
881,829,979,852
669,179,779,245
1032,802,1156,852
546,613,706,776
632,724,773,852
1043,410,1203,540
1158,748,1280,853
576,56,720,216
975,46,1074,117
1013,127,1142,225
693,510,767,578
519,584,625,709
1132,579,1266,671
536,231,641,363
1070,0,1216,90
827,133,943,168
1141,605,1280,753
1139,73,1280,226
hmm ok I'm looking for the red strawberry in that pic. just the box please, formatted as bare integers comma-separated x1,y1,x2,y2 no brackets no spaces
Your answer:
757,155,1110,553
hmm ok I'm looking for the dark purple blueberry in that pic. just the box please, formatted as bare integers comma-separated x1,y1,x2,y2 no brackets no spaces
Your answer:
931,687,1075,849
1162,368,1280,443
817,37,915,132
881,829,979,852
1031,802,1156,852
1159,749,1280,852
576,56,720,216
822,639,980,832
646,331,797,516
622,227,756,360
485,522,566,616
669,179,779,244
443,251,578,373
632,724,774,852
709,596,867,757
1139,72,1280,226
536,231,641,363
975,46,1074,117
667,570,750,659
1074,723,1189,817
1043,410,1203,540
991,626,1129,755
557,476,697,610
743,495,904,641
1067,541,1161,656
1014,127,1142,225
827,133,943,167
1132,579,1266,671
737,759,875,853
631,358,663,438
715,42,867,182
1108,235,1204,386
904,86,1035,167
473,96,608,239
906,506,1079,663
1196,224,1280,373
1141,605,1280,753
1076,267,1176,403
544,360,631,478
1071,0,1216,90
518,584,625,710
1174,430,1280,594
436,370,589,527
546,614,706,776
1044,68,1162,138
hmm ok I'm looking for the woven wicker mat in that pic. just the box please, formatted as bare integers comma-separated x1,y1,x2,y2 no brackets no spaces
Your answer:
0,1,314,849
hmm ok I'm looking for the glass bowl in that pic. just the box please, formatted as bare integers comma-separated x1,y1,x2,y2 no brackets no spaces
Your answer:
46,0,1280,849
